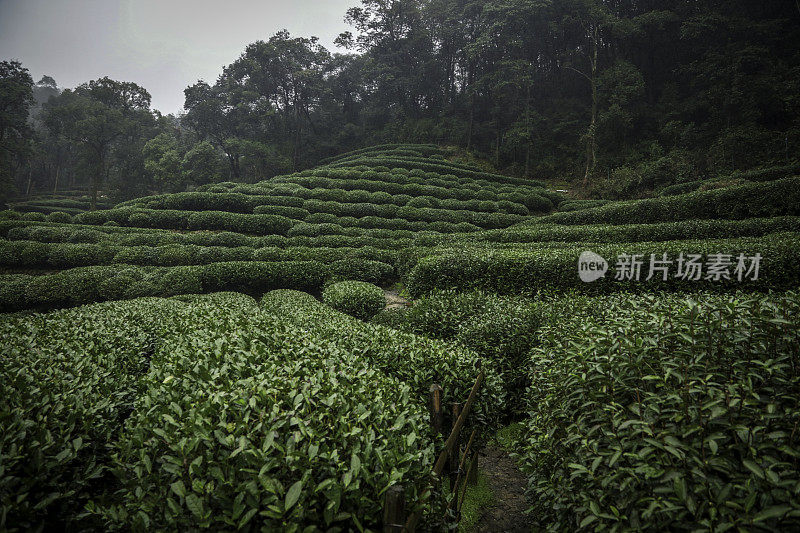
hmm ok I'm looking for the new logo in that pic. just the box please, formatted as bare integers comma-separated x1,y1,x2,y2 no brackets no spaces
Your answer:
578,250,608,282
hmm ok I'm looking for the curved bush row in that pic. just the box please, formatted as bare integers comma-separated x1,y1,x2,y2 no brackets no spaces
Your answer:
328,156,548,188
276,166,552,201
265,184,534,216
0,239,397,273
2,221,417,251
275,175,554,213
104,300,435,530
403,233,800,296
261,289,504,429
427,216,800,246
536,177,800,226
0,261,327,312
373,289,543,418
319,142,441,165
557,199,610,212
1,293,439,530
520,292,800,530
296,199,525,228
73,208,294,235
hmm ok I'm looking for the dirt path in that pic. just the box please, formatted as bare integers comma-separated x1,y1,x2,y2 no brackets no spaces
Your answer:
384,289,411,310
473,446,534,532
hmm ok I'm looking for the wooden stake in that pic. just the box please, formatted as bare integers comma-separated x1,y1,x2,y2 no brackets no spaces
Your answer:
467,453,479,485
383,484,406,533
404,369,485,531
448,402,463,484
429,384,443,435
448,429,476,515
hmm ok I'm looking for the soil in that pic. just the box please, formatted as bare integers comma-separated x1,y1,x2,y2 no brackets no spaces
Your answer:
384,289,411,310
473,446,534,532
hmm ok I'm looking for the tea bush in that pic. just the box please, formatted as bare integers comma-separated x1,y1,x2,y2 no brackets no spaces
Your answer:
261,290,504,428
520,292,800,531
322,281,386,320
403,234,800,296
536,177,800,225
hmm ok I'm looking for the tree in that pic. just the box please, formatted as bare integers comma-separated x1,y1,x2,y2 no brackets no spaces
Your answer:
143,132,182,191
182,141,226,186
42,78,155,208
0,60,34,203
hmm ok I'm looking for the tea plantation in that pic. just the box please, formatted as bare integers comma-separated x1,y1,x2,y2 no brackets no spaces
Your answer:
2,144,799,530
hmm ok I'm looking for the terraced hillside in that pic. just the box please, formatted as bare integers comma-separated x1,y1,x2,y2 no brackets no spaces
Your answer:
0,144,564,312
3,144,800,531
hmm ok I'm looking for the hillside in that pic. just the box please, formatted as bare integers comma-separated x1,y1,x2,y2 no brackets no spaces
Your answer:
0,144,564,312
2,144,800,531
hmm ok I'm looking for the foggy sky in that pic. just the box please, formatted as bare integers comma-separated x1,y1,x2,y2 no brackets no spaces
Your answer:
0,0,355,114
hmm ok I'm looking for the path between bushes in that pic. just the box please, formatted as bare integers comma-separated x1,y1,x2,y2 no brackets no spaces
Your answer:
384,289,411,310
380,289,532,530
473,446,534,532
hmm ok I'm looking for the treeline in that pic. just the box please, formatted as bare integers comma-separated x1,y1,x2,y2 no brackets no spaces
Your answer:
2,0,799,205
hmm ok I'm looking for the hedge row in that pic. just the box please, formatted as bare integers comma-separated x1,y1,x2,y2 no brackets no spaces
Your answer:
536,177,800,225
328,156,548,188
0,293,439,530
373,289,542,417
263,185,535,215
520,291,800,530
557,199,610,211
0,239,398,272
2,221,417,250
73,208,295,235
63,204,522,236
426,216,800,246
403,233,800,296
319,143,441,164
260,289,504,429
0,261,327,312
272,172,554,210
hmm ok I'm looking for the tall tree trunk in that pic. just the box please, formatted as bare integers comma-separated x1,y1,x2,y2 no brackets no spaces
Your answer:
293,105,302,172
583,26,599,189
467,94,474,151
25,167,33,197
53,165,60,196
525,83,532,177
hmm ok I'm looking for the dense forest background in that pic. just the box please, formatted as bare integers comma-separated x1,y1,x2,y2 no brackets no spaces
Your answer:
2,0,799,206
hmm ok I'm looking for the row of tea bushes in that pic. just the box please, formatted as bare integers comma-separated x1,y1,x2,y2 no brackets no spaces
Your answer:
519,291,800,530
327,156,548,189
373,289,543,418
534,177,800,225
402,233,800,296
1,292,440,530
319,143,442,164
1,221,416,250
425,217,800,246
0,261,328,312
74,208,295,235
37,205,509,235
0,295,195,530
0,239,398,272
260,290,504,430
102,297,436,530
270,173,555,211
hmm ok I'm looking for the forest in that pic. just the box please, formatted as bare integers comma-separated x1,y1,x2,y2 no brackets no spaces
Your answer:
1,0,800,531
2,0,799,207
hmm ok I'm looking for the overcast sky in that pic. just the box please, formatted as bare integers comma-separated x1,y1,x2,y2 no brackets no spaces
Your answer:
0,0,355,114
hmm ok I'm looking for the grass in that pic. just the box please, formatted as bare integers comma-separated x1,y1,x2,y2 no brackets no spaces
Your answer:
494,422,524,451
457,470,494,532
